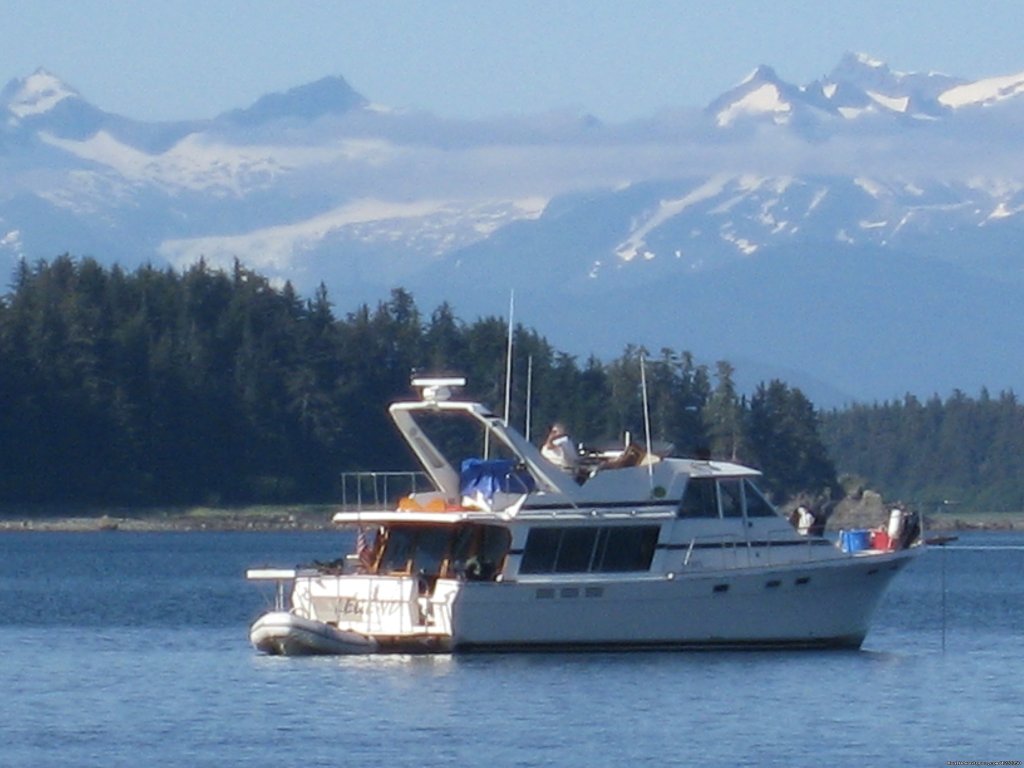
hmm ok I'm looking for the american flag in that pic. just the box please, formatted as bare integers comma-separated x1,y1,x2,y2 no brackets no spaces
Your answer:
356,527,374,570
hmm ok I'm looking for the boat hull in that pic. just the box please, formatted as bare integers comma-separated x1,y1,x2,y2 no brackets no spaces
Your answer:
252,547,919,654
249,612,379,656
448,548,919,651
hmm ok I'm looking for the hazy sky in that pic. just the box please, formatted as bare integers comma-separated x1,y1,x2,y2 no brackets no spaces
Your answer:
3,1,1024,122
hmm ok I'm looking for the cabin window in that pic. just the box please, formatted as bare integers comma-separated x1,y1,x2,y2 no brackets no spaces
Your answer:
451,525,512,580
519,527,562,573
556,528,599,572
744,480,777,517
520,526,659,574
678,476,777,520
414,527,451,575
450,525,477,567
377,524,510,582
677,477,719,518
594,527,660,572
719,479,744,518
378,525,446,575
378,527,415,573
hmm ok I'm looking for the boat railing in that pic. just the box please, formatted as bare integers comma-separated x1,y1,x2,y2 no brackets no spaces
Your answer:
682,533,748,569
246,568,296,610
763,526,827,564
681,529,825,569
339,471,435,511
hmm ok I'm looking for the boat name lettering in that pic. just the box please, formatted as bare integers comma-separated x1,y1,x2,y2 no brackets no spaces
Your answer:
337,595,404,620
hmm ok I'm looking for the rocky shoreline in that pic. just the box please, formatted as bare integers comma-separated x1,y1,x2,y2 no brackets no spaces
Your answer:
1,501,1021,533
821,490,1024,533
0,506,339,533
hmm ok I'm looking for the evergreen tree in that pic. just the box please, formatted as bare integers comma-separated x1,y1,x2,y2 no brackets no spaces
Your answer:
703,361,743,461
0,256,900,509
745,380,837,500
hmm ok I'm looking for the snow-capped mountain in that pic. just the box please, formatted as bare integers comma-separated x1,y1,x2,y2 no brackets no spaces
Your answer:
707,65,816,127
816,52,964,118
708,52,1006,126
3,55,1024,404
2,68,112,140
3,69,78,120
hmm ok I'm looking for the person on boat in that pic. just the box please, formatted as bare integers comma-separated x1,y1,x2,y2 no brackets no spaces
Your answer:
892,507,920,549
600,442,647,470
796,505,816,536
542,422,580,473
902,510,921,548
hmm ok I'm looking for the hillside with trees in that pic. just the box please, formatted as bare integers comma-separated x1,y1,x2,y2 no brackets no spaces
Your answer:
0,256,840,509
821,392,1024,514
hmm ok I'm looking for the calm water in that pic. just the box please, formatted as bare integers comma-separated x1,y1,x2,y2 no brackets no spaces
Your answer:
2,530,1022,767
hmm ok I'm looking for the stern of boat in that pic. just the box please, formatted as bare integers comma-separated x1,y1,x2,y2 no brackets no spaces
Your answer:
247,568,457,655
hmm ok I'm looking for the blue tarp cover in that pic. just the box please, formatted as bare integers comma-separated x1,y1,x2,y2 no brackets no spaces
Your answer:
460,458,536,500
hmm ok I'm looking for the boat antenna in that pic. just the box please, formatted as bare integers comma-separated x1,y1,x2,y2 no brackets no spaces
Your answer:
640,351,654,486
525,354,534,441
503,289,515,426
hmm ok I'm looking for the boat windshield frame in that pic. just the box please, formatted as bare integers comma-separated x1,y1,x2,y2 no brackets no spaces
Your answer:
389,398,578,502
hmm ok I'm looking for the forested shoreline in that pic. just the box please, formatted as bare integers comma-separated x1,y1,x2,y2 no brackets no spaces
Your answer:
0,256,1020,514
822,392,1024,513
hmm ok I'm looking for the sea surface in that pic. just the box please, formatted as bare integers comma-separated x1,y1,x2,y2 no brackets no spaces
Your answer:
2,529,1022,768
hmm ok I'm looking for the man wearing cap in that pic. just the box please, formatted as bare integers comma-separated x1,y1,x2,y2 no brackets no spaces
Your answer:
541,423,580,472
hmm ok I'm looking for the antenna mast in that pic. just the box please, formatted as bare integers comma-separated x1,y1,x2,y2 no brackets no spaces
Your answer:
640,352,654,485
525,354,534,441
503,290,515,426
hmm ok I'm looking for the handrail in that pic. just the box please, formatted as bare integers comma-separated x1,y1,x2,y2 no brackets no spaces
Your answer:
682,533,746,568
681,530,823,569
246,569,296,610
340,471,434,511
763,526,821,563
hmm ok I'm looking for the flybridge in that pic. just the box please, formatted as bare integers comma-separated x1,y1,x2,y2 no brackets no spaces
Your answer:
386,376,765,512
388,380,573,504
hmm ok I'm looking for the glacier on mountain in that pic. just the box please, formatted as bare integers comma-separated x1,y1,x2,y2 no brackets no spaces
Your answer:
3,55,1024,402
938,70,1024,108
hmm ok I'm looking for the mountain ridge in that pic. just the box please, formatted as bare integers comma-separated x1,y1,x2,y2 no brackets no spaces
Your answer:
2,55,1023,405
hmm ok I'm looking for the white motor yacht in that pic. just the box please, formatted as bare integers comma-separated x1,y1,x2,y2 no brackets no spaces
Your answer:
248,377,922,654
